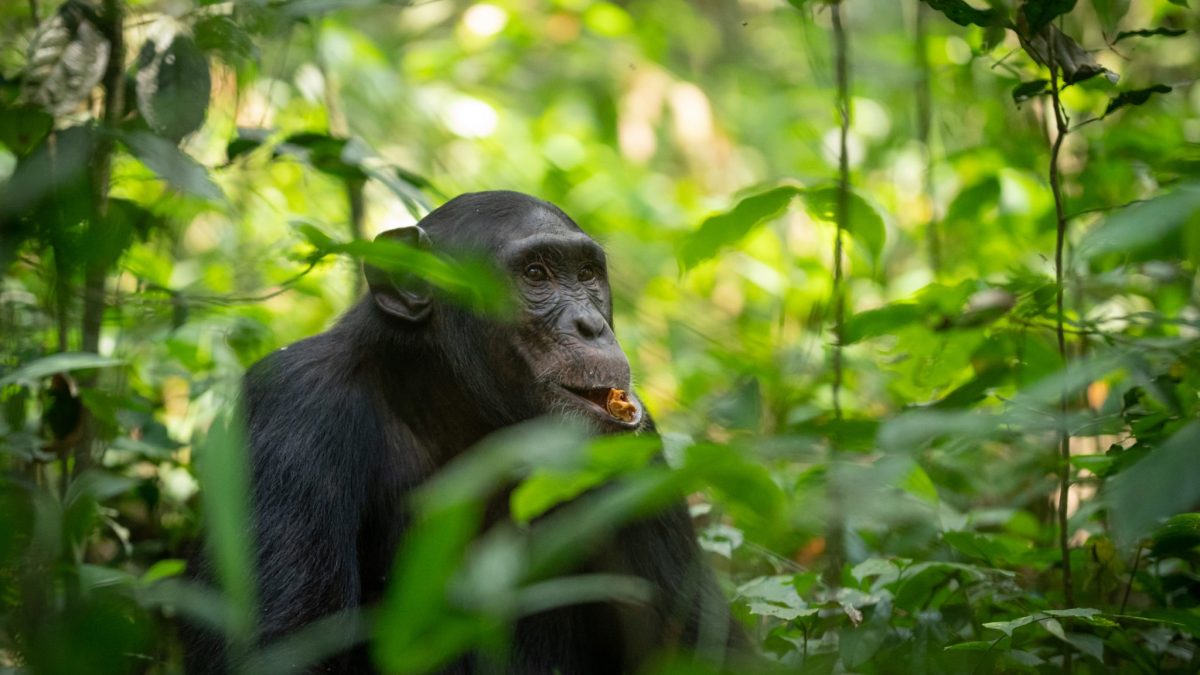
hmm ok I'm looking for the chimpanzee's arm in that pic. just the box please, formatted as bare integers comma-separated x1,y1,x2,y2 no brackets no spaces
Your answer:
240,346,378,672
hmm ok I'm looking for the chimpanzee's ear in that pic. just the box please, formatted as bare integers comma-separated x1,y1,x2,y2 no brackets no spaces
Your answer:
364,226,433,322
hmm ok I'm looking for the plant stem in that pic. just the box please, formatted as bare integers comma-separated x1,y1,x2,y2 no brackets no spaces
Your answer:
914,0,940,277
825,0,851,585
1046,22,1075,674
1119,546,1142,615
75,0,125,475
28,0,40,25
831,1,849,423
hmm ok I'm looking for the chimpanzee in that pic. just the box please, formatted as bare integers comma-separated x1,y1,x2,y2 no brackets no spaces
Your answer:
184,191,751,674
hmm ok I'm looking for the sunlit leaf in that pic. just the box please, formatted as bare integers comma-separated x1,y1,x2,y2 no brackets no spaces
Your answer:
0,352,123,388
678,184,802,271
120,130,223,201
802,186,887,268
1076,183,1200,261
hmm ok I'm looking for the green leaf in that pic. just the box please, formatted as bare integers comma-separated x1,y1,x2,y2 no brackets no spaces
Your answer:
1104,84,1172,116
1013,79,1048,103
1092,0,1130,29
737,575,816,621
678,185,802,270
0,352,123,388
0,105,53,155
1113,27,1186,43
1149,512,1200,558
944,641,998,651
141,559,187,584
1077,183,1200,261
944,176,1001,226
276,132,367,180
120,130,223,201
194,15,258,66
1167,0,1189,6
842,303,922,344
1108,421,1200,546
802,187,887,268
1021,0,1078,36
921,0,1003,27
135,32,211,142
943,531,1031,564
983,613,1042,637
1064,633,1105,663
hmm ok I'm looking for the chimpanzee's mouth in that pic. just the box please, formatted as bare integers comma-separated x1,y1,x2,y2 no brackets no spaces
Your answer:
558,385,642,428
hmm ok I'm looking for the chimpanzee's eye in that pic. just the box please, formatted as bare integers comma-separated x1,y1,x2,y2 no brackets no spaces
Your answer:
523,263,550,282
578,265,597,282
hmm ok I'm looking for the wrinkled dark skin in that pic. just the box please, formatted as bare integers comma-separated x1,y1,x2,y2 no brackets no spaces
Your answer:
182,191,752,674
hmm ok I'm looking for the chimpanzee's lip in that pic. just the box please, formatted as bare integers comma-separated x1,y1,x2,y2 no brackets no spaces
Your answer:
557,384,642,429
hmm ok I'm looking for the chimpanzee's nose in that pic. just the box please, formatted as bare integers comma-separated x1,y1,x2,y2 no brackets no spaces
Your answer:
573,309,610,341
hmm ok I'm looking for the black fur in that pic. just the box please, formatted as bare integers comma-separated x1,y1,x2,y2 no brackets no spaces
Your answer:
183,192,749,674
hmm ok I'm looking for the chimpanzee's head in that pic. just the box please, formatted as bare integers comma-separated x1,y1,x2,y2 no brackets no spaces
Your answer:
365,191,645,433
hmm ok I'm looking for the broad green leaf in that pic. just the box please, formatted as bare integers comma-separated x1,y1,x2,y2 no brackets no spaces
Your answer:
1104,85,1172,116
1108,421,1200,546
943,531,1031,564
1149,512,1200,558
135,31,211,142
0,352,123,387
1065,633,1105,663
0,106,53,155
678,185,802,270
1077,183,1200,262
1092,0,1131,29
802,187,887,268
984,613,1042,637
120,131,223,201
141,559,187,584
842,303,922,344
1041,617,1066,641
737,575,816,621
945,177,1001,226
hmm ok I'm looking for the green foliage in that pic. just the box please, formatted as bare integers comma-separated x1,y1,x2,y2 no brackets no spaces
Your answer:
1,0,1199,673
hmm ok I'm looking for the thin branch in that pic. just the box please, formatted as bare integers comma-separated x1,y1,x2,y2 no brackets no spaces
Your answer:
1046,20,1076,673
28,0,40,25
915,0,940,276
1118,545,1143,615
831,2,849,423
75,0,125,477
825,0,851,586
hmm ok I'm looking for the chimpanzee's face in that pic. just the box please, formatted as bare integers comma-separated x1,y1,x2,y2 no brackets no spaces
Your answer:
366,191,645,432
494,222,644,432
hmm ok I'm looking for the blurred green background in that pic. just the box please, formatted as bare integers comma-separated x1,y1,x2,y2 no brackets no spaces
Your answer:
2,0,1200,672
